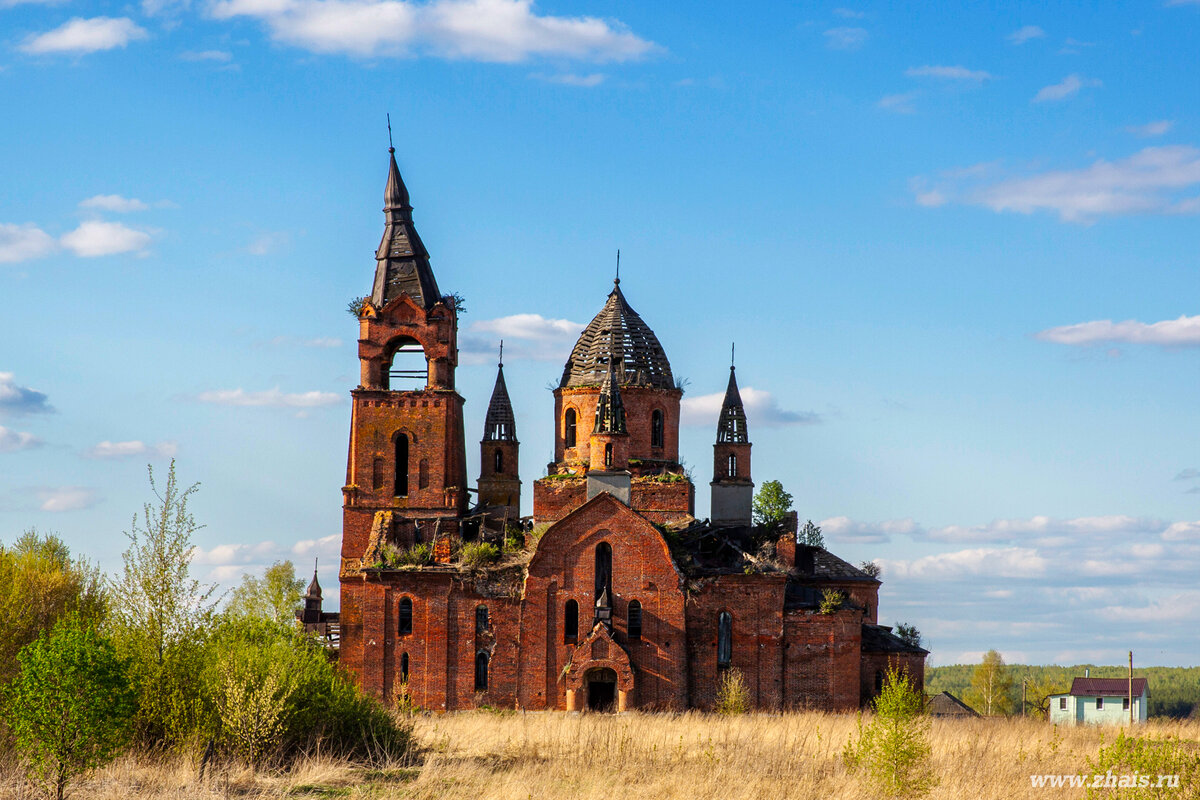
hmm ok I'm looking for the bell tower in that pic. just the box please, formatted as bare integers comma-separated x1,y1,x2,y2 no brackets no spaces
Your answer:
710,353,753,526
477,343,521,525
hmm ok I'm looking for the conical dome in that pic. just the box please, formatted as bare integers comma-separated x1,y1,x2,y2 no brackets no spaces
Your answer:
560,282,674,390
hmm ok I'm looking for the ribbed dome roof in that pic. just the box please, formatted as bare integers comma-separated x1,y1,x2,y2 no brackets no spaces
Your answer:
560,282,674,390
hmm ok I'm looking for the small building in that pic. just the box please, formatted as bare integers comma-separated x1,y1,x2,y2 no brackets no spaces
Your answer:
926,691,978,717
1049,677,1148,725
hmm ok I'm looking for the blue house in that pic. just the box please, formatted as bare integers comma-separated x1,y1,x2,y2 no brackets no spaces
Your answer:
1049,677,1148,725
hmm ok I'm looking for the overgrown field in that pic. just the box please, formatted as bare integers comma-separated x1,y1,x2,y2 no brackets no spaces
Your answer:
2,711,1197,799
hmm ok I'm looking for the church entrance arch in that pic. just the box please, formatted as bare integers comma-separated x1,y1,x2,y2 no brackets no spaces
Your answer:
563,624,634,712
585,668,618,711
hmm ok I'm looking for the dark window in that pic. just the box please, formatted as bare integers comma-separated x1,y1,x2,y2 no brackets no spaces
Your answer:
476,605,489,634
564,409,577,449
728,453,737,477
875,671,884,693
651,410,664,448
1097,697,1104,709
494,448,503,473
1060,697,1066,710
394,434,409,496
1123,697,1130,710
717,611,732,668
565,599,579,643
604,443,613,467
398,597,413,635
628,600,642,640
595,542,613,602
418,458,429,490
474,652,489,692
401,652,409,682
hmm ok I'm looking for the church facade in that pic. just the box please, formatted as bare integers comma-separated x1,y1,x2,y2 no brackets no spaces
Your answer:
336,149,926,712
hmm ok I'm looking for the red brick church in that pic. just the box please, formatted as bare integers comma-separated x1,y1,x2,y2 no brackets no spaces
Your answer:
335,148,926,712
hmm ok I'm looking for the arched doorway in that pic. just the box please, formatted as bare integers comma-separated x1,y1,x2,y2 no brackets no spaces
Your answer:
585,667,618,712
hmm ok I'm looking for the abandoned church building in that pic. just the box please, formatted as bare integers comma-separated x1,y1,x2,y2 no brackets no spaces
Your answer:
335,148,927,712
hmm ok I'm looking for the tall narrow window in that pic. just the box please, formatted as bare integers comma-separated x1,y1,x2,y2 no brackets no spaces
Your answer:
398,597,413,635
564,600,579,643
400,652,410,683
564,409,577,449
474,652,489,692
651,410,664,448
875,671,884,693
604,443,613,467
476,605,489,634
394,434,409,496
418,458,429,490
628,599,642,640
717,611,732,668
728,454,737,478
595,542,613,602
494,448,503,473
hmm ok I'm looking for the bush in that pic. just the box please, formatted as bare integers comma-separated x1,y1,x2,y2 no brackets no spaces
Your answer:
1086,730,1200,799
382,543,432,568
819,589,846,614
460,542,500,569
715,669,750,715
843,667,935,797
6,619,137,800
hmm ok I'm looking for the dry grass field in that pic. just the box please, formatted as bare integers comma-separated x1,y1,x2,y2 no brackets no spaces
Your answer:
1,711,1196,799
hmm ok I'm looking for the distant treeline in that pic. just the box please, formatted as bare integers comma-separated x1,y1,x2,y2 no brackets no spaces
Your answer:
927,664,1200,718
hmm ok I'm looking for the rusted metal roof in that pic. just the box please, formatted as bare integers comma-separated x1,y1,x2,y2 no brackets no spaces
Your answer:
371,148,442,310
482,361,517,442
560,280,674,389
1070,677,1148,697
716,366,749,443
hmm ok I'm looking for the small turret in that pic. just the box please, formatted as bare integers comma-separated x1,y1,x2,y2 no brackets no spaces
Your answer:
711,350,753,526
478,343,521,523
300,560,323,624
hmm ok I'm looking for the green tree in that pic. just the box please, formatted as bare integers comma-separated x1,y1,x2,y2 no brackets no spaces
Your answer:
226,560,305,624
1024,675,1069,719
752,480,793,528
894,623,922,649
844,667,935,797
799,519,825,548
0,530,105,683
965,649,1014,716
6,619,137,800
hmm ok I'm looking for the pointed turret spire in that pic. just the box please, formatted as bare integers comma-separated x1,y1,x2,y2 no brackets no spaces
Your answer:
716,352,748,444
593,333,627,434
370,139,441,310
483,342,517,442
306,559,322,600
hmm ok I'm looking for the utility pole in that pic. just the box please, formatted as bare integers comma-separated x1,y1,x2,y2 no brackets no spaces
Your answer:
1022,679,1027,717
1129,650,1134,726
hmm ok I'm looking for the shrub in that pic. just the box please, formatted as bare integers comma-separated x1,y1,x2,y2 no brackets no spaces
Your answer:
715,669,750,715
843,667,935,797
460,542,500,569
389,543,432,567
1086,730,1200,799
6,619,137,800
819,589,847,614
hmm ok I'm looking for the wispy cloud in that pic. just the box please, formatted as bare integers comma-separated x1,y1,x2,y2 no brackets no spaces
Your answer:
905,65,992,82
823,26,867,50
0,373,53,416
79,194,149,213
19,17,149,55
37,487,100,512
194,388,342,408
1126,120,1173,138
60,220,152,257
1007,25,1045,45
820,516,920,545
0,223,56,264
461,313,583,364
180,49,234,61
1032,73,1101,103
1036,314,1200,347
0,426,42,452
1174,469,1199,482
877,91,919,114
208,0,657,62
529,72,605,87
680,386,818,428
84,440,179,459
832,8,865,19
246,231,288,255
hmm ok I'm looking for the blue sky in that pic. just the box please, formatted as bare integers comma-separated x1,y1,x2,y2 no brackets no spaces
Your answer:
2,0,1199,667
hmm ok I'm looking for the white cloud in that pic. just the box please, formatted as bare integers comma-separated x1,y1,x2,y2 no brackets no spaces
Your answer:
877,91,918,114
60,220,152,257
0,373,53,416
1126,120,1173,138
823,26,867,50
79,194,149,213
924,514,1163,544
192,540,280,565
246,231,288,255
680,386,819,428
19,17,149,55
914,189,945,207
0,223,56,264
820,516,920,545
292,533,340,559
195,388,342,408
208,0,657,62
1032,73,1101,103
1007,25,1045,45
181,49,235,61
1162,522,1200,542
37,487,100,512
905,65,992,82
85,440,178,459
462,312,583,364
881,546,1047,580
529,72,604,87
1037,314,1200,347
0,426,42,452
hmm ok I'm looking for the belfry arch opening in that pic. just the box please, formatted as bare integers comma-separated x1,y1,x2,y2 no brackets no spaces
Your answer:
384,336,427,389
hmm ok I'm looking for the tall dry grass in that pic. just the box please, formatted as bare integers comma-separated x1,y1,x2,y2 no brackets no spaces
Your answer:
0,712,1195,799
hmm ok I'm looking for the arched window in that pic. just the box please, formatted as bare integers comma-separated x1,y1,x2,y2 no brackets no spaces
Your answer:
604,442,613,468
628,599,642,640
398,597,413,635
651,410,664,448
418,458,429,490
400,652,410,683
564,408,577,449
385,337,426,390
564,599,579,643
494,448,503,473
717,611,732,668
394,434,409,496
728,453,737,478
476,605,489,634
474,651,489,692
595,542,612,602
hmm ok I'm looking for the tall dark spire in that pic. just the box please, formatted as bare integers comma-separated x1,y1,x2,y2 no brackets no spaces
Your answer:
370,144,441,310
593,334,627,434
716,360,748,444
306,559,322,600
483,343,517,442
